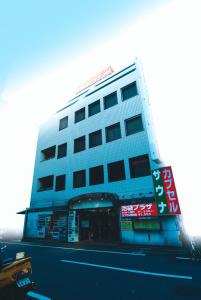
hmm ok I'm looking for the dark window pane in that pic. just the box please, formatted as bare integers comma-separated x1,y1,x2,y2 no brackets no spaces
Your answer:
41,146,56,161
88,100,100,117
104,92,118,110
57,143,67,159
59,116,68,130
74,136,85,153
38,175,54,191
129,154,151,178
89,130,102,148
122,81,138,101
108,160,126,182
75,108,85,123
89,165,104,185
125,115,143,136
106,123,121,143
55,175,66,191
73,170,86,188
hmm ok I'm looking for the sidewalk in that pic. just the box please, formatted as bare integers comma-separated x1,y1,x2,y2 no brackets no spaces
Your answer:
19,238,191,257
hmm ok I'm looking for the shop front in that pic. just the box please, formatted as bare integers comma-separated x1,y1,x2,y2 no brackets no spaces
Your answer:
19,206,68,241
67,193,119,243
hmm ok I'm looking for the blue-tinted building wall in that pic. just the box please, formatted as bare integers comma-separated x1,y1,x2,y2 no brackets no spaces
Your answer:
24,60,182,246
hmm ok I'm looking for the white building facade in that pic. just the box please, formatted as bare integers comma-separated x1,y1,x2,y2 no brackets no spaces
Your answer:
21,60,182,246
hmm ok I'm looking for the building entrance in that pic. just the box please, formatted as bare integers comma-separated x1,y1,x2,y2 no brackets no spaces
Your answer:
78,208,118,242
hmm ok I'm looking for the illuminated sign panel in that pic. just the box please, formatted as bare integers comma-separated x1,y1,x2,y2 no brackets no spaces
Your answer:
152,166,181,215
121,203,158,217
76,66,114,93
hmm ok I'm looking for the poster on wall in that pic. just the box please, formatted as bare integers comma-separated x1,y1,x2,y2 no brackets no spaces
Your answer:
37,214,53,238
68,210,79,242
120,220,133,231
152,166,181,215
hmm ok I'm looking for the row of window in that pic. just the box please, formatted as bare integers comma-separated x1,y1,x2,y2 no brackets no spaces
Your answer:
41,143,67,161
59,81,138,130
38,154,150,191
41,114,143,160
74,115,143,153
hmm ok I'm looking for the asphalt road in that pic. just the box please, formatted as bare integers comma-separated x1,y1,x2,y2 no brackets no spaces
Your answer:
1,241,201,300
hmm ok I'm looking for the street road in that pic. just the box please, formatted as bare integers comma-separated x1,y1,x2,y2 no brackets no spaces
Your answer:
1,241,201,300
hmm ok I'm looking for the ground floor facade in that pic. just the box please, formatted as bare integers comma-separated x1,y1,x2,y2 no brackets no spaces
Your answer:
21,192,182,247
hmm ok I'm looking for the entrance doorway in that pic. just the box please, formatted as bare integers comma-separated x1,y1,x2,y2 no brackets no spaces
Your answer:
78,208,118,242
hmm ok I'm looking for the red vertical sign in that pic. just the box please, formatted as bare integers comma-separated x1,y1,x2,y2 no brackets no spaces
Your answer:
161,166,181,215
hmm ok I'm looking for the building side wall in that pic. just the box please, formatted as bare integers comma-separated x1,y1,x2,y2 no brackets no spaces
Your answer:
26,62,181,247
30,66,161,208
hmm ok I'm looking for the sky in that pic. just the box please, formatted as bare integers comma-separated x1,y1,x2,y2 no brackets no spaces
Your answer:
0,0,201,236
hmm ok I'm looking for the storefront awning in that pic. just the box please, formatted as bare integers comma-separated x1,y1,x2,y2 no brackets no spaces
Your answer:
17,205,68,215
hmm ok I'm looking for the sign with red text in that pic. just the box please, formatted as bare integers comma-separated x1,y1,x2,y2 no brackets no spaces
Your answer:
152,166,181,215
121,203,158,217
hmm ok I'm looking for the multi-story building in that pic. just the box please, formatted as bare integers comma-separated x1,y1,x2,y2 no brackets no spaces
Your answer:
19,59,182,246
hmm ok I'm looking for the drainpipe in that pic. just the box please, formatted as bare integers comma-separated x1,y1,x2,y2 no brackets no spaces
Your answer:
22,208,28,241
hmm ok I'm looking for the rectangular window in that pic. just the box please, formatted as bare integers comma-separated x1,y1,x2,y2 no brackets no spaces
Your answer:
88,100,100,117
57,143,67,159
107,160,126,182
121,81,138,101
38,175,54,191
106,122,121,143
75,107,85,123
129,154,151,178
89,130,102,148
41,146,56,161
55,175,66,191
103,92,118,110
74,136,85,153
73,170,86,188
125,115,143,136
89,165,104,185
59,116,68,130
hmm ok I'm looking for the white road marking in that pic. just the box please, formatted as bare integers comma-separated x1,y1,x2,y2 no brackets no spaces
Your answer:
26,291,52,299
5,241,145,256
176,256,201,261
131,251,146,256
61,259,192,280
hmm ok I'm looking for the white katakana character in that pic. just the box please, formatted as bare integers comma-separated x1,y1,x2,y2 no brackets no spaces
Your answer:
153,170,161,180
156,185,164,196
169,202,179,213
133,205,139,210
163,168,171,179
158,201,167,213
146,204,152,210
167,190,176,201
140,204,146,210
164,178,172,189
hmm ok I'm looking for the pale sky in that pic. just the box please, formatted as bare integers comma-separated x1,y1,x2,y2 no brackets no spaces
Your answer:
0,0,200,236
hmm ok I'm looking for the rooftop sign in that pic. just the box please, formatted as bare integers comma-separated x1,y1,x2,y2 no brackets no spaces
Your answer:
76,66,114,94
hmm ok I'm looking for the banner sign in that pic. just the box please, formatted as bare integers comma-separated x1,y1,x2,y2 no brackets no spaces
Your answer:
121,203,158,217
152,166,181,215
